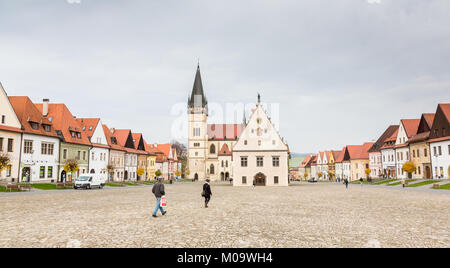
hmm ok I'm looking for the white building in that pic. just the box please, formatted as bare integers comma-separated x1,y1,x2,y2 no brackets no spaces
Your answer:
394,119,420,179
380,127,399,178
77,118,110,181
0,84,23,183
429,104,450,179
9,96,61,183
232,96,289,187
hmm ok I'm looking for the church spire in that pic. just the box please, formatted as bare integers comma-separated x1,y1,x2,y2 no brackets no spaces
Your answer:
188,64,208,108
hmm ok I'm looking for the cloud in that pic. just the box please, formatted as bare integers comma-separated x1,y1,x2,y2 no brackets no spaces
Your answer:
67,0,81,4
367,0,381,4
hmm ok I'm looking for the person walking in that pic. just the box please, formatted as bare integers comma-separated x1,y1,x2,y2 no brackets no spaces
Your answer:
359,177,363,186
152,178,167,218
202,179,212,208
401,178,406,188
344,178,349,189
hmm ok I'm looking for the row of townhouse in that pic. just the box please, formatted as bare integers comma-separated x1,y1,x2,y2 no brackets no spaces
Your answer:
298,103,450,181
0,83,181,183
299,143,374,182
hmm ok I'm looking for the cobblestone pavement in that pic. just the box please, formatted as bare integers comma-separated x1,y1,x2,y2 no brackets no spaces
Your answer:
0,183,449,248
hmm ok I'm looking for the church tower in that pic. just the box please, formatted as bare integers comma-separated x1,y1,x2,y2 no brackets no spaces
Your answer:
187,65,208,180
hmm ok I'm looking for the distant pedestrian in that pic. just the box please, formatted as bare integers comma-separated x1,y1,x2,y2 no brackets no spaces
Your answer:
253,179,256,187
401,178,406,188
344,179,349,189
202,179,212,208
360,178,363,185
152,178,167,218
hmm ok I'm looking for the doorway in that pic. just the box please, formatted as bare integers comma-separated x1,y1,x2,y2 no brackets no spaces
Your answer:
254,172,266,186
61,170,67,182
22,167,31,183
425,166,431,179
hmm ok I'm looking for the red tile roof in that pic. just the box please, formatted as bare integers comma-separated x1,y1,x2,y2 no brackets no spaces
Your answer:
157,144,173,159
208,124,243,140
408,131,430,144
401,119,420,138
299,154,313,168
439,103,450,123
34,103,91,146
0,125,23,133
9,96,58,137
218,143,232,156
76,118,100,138
102,124,126,152
335,147,346,163
423,113,436,129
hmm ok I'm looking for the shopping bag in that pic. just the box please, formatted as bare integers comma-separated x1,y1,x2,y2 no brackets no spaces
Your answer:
161,196,167,208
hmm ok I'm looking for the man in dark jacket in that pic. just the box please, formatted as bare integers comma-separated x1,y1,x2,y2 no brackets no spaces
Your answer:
202,179,212,208
152,178,167,218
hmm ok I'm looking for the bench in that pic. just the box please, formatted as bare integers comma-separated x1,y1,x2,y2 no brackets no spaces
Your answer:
433,184,440,189
5,184,20,192
56,183,66,189
19,184,31,192
65,183,74,188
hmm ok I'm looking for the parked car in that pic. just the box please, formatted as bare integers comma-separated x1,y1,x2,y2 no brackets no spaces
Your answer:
74,175,106,190
308,178,318,183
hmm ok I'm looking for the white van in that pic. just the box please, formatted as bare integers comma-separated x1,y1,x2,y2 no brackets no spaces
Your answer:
74,174,106,190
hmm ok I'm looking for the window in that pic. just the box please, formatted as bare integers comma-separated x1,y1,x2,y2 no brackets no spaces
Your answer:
1,115,5,124
274,176,279,184
418,166,421,175
40,166,45,178
43,124,51,132
193,128,200,137
77,151,81,160
272,157,280,167
0,137,3,152
41,143,54,155
7,138,13,152
6,165,11,177
438,146,442,156
48,166,53,178
244,140,248,145
433,147,437,156
424,148,427,157
257,157,264,167
241,157,248,167
63,149,67,159
413,150,415,158
92,153,95,161
23,140,33,154
242,176,247,184
210,164,215,174
210,144,216,154
417,149,420,158
30,122,39,130
258,140,261,146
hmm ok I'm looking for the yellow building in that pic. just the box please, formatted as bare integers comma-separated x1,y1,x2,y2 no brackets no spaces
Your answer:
145,143,158,181
408,113,435,179
348,142,374,181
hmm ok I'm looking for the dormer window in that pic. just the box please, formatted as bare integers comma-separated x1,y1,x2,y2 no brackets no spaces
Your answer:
82,126,86,131
43,124,51,132
30,122,39,130
71,131,76,138
77,132,81,139
89,126,93,131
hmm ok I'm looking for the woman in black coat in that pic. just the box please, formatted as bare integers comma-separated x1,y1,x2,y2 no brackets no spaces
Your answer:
202,179,212,208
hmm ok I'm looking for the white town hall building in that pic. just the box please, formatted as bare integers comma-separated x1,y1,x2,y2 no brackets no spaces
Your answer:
187,65,290,186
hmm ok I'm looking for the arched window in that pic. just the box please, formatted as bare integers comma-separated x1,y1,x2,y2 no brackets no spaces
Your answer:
90,169,95,174
210,164,215,175
222,161,224,167
210,144,216,154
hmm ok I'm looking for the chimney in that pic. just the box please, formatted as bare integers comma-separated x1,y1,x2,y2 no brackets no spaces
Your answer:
43,99,49,117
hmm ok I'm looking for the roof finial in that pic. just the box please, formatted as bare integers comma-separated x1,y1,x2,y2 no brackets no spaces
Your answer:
258,93,261,104
197,58,200,69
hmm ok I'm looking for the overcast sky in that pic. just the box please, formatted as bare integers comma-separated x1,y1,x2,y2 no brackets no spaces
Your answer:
1,0,449,153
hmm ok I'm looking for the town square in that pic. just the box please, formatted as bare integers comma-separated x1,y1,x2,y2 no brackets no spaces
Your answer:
1,182,449,248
